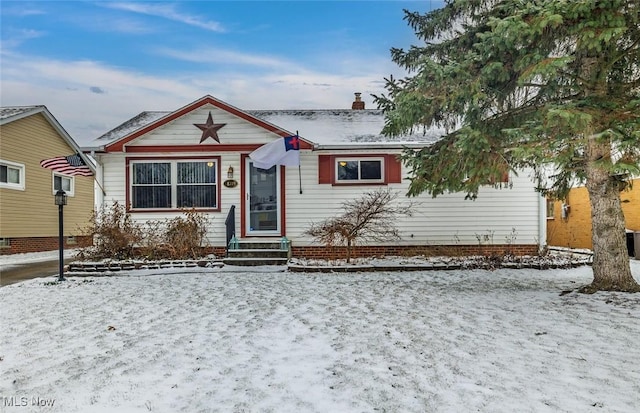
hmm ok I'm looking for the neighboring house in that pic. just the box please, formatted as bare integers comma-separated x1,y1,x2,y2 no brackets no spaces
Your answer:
86,94,546,259
0,106,95,254
547,179,640,251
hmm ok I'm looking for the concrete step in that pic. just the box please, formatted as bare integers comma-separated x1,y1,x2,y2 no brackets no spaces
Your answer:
222,257,289,266
226,238,291,266
227,248,289,259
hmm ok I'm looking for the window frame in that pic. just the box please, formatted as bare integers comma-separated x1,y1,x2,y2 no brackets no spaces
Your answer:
334,157,385,184
53,173,74,196
546,199,555,220
126,156,221,212
0,159,25,191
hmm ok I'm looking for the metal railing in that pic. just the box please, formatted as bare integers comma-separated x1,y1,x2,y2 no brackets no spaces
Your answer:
225,205,236,257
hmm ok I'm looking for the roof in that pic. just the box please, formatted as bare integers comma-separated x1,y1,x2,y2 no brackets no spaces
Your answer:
0,105,47,123
247,109,443,148
91,107,444,150
0,105,96,174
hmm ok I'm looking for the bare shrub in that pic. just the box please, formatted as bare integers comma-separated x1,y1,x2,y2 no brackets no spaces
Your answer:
304,188,412,262
78,201,143,260
78,205,210,261
162,209,210,259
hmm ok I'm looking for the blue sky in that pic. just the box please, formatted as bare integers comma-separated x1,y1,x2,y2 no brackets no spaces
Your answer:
1,1,442,145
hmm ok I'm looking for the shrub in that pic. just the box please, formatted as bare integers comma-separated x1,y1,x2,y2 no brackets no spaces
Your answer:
77,201,143,260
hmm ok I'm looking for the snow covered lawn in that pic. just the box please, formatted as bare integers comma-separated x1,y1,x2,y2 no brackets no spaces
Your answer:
1,263,639,413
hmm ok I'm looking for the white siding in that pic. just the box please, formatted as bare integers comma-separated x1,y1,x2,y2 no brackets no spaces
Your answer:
97,105,542,250
127,106,282,147
283,151,541,247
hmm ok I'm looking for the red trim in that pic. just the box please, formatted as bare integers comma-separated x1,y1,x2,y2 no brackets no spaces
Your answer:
318,154,402,186
104,95,314,152
385,154,402,183
240,154,248,237
318,155,332,184
124,144,263,153
125,155,221,212
239,154,286,238
280,165,286,236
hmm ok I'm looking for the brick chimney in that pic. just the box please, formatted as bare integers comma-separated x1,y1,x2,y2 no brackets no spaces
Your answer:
351,92,365,110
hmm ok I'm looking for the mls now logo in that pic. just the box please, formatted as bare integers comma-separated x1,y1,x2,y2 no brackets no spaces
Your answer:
2,396,56,407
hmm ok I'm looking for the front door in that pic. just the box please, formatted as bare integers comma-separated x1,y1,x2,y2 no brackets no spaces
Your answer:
245,159,281,235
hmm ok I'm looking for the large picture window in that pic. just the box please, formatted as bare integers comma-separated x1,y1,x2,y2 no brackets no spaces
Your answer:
130,159,217,210
336,158,383,183
0,160,25,190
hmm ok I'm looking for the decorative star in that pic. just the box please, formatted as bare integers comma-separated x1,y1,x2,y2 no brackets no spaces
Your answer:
194,111,226,143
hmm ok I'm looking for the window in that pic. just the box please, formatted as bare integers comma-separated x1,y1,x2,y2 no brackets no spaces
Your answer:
318,154,402,185
177,161,217,208
0,160,25,190
0,238,10,248
53,174,74,196
132,162,171,209
336,158,383,183
546,199,555,219
130,159,217,210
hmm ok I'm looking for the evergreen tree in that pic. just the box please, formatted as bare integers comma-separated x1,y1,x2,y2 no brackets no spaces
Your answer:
375,0,640,292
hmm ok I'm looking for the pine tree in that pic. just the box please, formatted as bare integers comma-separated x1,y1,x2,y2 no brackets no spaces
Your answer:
375,0,640,292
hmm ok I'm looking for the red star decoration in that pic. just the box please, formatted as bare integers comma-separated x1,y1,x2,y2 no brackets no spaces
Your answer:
194,112,226,143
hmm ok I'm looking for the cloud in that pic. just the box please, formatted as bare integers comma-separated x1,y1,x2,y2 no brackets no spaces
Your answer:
102,2,226,32
0,50,401,145
154,47,300,70
0,28,46,49
0,5,46,17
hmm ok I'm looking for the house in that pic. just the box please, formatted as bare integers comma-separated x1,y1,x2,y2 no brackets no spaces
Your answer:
547,180,640,252
0,106,95,254
86,94,546,259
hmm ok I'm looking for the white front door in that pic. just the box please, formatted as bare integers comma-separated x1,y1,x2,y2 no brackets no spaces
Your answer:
245,159,281,235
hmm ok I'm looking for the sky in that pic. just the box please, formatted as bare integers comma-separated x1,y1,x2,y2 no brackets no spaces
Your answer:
0,0,442,146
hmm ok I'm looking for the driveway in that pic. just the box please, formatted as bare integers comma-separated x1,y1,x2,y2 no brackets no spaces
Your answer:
0,258,72,287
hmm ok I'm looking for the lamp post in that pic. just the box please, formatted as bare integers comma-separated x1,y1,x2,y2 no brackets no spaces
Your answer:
54,189,67,281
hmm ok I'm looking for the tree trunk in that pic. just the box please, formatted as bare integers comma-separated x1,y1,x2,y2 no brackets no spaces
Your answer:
583,140,640,293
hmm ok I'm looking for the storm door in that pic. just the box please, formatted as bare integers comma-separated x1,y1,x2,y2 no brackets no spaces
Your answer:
245,159,281,235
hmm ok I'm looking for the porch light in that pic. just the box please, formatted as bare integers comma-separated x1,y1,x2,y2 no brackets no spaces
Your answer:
54,189,67,206
227,165,234,179
54,190,67,281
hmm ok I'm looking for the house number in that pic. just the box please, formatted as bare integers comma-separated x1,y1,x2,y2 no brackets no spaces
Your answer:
224,179,238,188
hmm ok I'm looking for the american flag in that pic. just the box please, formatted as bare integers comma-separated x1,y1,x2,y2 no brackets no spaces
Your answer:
40,154,93,176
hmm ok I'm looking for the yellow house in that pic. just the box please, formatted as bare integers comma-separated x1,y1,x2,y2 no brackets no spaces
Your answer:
546,179,640,250
0,106,95,254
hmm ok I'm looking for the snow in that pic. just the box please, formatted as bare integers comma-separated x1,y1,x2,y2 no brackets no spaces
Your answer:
1,253,640,413
0,249,78,271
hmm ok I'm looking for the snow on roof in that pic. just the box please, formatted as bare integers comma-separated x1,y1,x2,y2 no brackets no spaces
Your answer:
248,109,444,147
91,108,444,149
0,105,44,122
93,111,169,143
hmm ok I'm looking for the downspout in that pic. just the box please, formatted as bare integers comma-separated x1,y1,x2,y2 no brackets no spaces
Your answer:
538,193,547,253
92,151,105,210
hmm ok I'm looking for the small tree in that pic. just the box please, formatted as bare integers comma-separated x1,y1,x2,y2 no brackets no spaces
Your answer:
304,188,412,262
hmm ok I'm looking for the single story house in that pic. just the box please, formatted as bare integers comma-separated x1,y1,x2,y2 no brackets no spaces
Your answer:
0,105,95,254
85,94,546,259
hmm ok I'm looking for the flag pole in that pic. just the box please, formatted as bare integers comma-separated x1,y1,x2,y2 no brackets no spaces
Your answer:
297,131,302,194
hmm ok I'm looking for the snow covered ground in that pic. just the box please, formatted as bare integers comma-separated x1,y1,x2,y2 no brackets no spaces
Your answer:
1,253,639,413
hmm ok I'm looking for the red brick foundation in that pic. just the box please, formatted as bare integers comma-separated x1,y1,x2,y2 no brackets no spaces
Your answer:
291,244,540,260
0,236,93,255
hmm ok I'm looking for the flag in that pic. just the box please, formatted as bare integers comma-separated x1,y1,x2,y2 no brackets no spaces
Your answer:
40,154,93,176
249,135,300,169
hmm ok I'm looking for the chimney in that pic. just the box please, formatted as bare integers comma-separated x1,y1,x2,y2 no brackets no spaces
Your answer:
351,92,365,110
